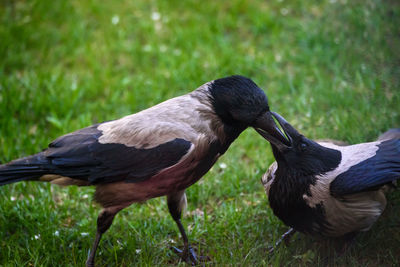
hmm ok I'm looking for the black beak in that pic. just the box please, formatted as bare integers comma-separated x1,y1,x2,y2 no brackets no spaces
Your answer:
253,111,291,147
254,111,301,152
260,112,301,152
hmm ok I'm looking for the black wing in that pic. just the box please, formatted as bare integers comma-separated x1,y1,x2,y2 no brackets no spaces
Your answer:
330,139,400,196
45,124,193,184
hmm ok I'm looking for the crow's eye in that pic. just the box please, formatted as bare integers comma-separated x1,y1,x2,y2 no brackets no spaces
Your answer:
299,142,307,151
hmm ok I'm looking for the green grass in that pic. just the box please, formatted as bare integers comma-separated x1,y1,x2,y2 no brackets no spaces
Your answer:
1,0,400,265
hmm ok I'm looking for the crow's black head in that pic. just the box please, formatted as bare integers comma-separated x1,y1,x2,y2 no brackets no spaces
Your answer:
209,75,269,125
208,75,289,144
265,112,341,176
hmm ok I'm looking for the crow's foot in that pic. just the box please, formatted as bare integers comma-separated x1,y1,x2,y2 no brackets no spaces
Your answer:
268,228,296,254
171,245,209,266
85,259,95,267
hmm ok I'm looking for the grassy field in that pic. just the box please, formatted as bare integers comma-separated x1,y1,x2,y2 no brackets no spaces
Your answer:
1,0,399,266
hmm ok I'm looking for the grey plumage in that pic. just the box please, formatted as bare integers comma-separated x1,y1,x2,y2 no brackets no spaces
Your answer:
261,113,400,238
378,128,400,141
0,75,286,266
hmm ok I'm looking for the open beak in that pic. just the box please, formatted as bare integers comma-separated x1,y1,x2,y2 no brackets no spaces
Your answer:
253,111,299,151
252,111,290,147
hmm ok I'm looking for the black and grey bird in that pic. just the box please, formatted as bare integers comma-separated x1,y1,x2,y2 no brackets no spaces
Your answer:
260,112,400,242
0,75,287,266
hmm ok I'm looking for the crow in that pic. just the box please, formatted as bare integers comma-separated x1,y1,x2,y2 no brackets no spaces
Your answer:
0,75,287,266
260,112,400,245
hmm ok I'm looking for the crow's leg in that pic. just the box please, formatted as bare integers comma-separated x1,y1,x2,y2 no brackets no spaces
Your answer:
167,190,202,265
319,232,358,264
337,231,358,256
86,206,122,267
268,228,296,253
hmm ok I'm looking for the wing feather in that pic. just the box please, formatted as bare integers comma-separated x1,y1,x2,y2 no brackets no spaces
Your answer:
330,139,400,196
44,124,193,184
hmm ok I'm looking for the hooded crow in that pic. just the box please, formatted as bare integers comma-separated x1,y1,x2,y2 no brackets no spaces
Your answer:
0,75,287,266
260,113,400,242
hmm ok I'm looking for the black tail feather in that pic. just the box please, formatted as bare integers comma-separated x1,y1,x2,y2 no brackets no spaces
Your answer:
0,153,49,186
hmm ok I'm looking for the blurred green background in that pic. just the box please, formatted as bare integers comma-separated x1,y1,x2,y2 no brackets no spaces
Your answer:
0,0,399,266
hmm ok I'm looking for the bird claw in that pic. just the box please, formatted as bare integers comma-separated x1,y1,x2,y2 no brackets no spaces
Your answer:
86,249,95,267
268,228,296,254
171,245,208,266
85,259,95,267
268,245,275,254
